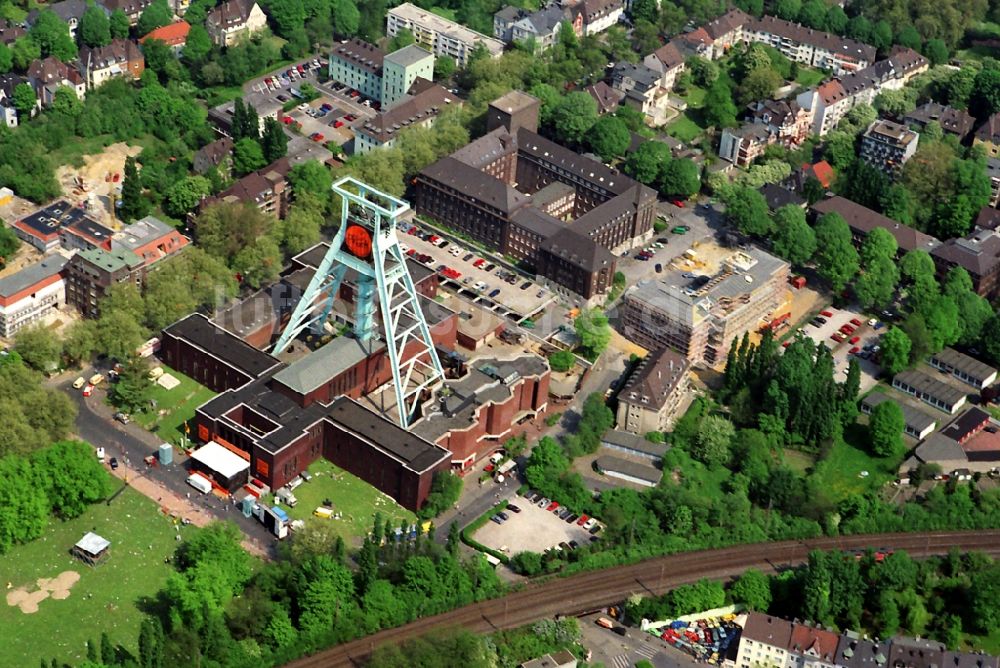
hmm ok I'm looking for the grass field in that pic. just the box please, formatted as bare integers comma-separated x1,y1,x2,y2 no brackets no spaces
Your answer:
130,365,215,446
809,425,901,503
795,68,826,87
782,449,817,474
666,113,704,142
0,488,192,667
680,85,706,108
964,627,1000,654
263,458,417,544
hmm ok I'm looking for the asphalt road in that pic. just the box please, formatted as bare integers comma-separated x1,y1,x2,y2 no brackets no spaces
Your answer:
60,373,276,548
286,529,1000,668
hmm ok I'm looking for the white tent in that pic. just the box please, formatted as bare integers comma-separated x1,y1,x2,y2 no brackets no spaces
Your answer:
190,442,251,481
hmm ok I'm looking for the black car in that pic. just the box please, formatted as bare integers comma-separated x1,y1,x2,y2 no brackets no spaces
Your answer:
657,237,670,244
569,540,579,549
521,281,532,290
655,263,663,273
109,457,119,470
507,504,521,513
589,525,601,534
463,253,474,261
498,511,510,521
484,263,496,271
566,513,578,523
559,542,571,551
816,316,828,324
489,288,501,298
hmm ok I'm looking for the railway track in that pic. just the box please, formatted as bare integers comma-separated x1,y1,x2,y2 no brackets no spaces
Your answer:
285,530,1000,668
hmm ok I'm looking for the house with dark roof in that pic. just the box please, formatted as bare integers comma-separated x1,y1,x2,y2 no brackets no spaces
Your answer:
576,0,623,35
99,0,155,25
744,15,875,75
327,38,385,101
355,81,460,152
611,62,675,125
643,40,686,90
0,18,27,46
904,102,975,142
0,74,33,127
205,0,266,47
812,196,940,256
27,56,86,106
27,0,94,39
615,346,690,434
929,348,998,390
584,81,624,115
861,393,938,440
493,4,571,50
930,228,1000,301
197,157,292,219
193,137,234,175
760,183,806,211
892,369,968,414
974,113,1000,158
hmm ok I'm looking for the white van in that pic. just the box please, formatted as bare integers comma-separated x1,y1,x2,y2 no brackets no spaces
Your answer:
186,474,212,494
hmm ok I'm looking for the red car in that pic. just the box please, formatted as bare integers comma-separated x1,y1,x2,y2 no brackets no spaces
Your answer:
576,514,589,526
334,120,344,128
820,310,834,317
670,199,685,208
831,333,846,342
546,501,559,511
850,318,863,327
473,258,486,268
840,324,854,334
849,346,861,354
406,248,417,256
296,64,305,74
849,335,860,344
782,341,791,348
344,114,356,121
82,384,95,397
282,116,294,125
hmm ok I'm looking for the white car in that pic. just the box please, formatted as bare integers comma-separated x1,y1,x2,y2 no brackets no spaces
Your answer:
297,103,309,111
474,281,487,291
96,447,105,462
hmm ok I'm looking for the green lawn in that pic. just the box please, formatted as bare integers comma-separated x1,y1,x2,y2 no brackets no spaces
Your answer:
262,458,417,545
808,425,902,504
963,627,1000,654
782,448,816,474
0,488,192,667
666,113,704,143
130,365,216,446
795,68,826,87
50,134,119,168
680,85,706,108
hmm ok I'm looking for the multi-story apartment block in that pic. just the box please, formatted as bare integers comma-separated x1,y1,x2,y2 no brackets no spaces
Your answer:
931,227,1000,301
615,347,690,434
860,119,918,177
27,56,86,106
78,39,145,89
387,2,504,67
903,102,975,142
610,62,672,125
382,44,434,108
720,98,812,166
413,91,656,305
205,0,267,47
718,123,772,167
493,4,570,50
328,39,385,101
65,247,145,319
577,0,623,35
0,255,68,337
743,15,875,75
619,245,789,366
110,215,189,268
643,41,686,91
100,0,155,26
198,157,292,219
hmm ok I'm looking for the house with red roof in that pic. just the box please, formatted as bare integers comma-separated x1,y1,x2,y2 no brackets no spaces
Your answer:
141,20,190,53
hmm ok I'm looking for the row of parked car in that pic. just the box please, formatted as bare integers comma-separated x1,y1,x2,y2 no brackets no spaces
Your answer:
262,59,323,93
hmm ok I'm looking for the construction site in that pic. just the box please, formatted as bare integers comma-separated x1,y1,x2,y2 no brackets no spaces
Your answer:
54,143,141,228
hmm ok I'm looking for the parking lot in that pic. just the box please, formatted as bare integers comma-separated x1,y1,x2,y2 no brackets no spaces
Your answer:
473,494,598,555
398,222,556,321
794,303,884,393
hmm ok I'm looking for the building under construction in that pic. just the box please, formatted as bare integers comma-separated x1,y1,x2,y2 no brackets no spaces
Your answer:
619,243,789,366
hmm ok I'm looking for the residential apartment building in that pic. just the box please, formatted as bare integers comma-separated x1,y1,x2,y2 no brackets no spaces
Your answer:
78,39,145,89
193,137,234,175
27,56,86,106
642,41,686,91
328,38,385,101
0,74,32,127
974,113,1000,158
931,227,1000,301
413,91,656,305
0,255,68,337
198,157,292,219
12,200,103,252
493,4,570,50
205,0,267,47
860,119,918,177
382,44,434,108
26,0,94,39
355,80,458,152
65,247,145,318
720,98,812,167
903,102,975,142
615,347,690,434
100,0,155,25
619,245,789,366
577,0,623,35
743,15,874,75
719,123,772,167
59,216,115,252
610,62,672,125
812,196,940,256
110,215,189,268
387,2,504,67
584,81,624,115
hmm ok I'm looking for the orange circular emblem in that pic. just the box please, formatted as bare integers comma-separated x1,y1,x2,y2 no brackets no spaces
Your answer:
345,224,372,259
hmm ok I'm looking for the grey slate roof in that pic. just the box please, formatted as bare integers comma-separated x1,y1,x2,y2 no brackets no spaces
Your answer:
601,430,670,458
421,156,530,214
0,255,68,298
272,335,384,395
861,393,937,435
594,455,662,484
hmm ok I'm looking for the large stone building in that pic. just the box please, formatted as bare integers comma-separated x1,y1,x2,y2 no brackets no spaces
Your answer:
387,2,504,67
413,91,656,305
615,347,690,434
619,245,789,366
931,227,1000,301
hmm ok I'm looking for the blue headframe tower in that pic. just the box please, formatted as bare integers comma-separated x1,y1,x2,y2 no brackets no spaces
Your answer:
272,177,445,428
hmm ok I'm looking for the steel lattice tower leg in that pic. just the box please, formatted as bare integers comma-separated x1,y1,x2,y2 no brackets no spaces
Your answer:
272,177,444,428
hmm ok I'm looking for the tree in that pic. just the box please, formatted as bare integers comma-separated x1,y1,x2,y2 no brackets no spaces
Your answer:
721,185,771,236
288,160,333,201
548,350,575,373
0,43,11,74
923,38,949,66
860,228,898,267
137,0,172,37
233,137,266,176
386,28,415,53
12,83,35,116
693,415,735,467
813,212,859,292
659,158,700,198
856,256,898,310
31,441,109,518
574,308,611,358
232,235,282,288
730,568,772,611
260,117,289,163
869,400,905,458
109,9,130,38
79,4,111,47
418,471,462,519
703,78,738,128
289,516,344,563
164,176,210,218
100,632,115,665
587,116,630,162
119,156,148,222
95,310,147,361
550,92,598,147
29,10,78,61
971,68,1000,120
183,24,212,63
771,205,816,265
15,325,62,371
110,354,154,414
281,195,324,254
624,141,671,184
435,55,455,80
738,67,782,106
880,327,912,376
803,550,832,623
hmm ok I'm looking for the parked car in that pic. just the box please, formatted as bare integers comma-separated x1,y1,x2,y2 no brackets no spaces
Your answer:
546,501,559,511
82,384,95,397
576,514,589,526
520,281,532,290
536,289,545,298
671,225,687,234
73,376,86,389
109,457,118,470
820,310,834,317
498,511,510,521
655,263,663,273
484,263,496,271
538,497,550,507
670,199,685,208
96,447,105,461
850,318,863,327
507,504,521,513
490,515,503,525
488,288,501,298
113,412,130,424
463,253,474,261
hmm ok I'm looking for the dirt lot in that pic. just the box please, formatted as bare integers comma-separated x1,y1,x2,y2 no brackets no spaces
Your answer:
54,142,141,228
473,497,596,555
